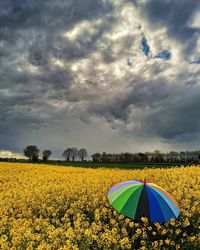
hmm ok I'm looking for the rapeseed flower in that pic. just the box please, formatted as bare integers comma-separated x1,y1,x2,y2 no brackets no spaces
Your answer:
0,162,199,249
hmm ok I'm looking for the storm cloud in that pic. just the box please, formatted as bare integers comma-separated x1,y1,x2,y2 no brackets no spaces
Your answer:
0,0,200,157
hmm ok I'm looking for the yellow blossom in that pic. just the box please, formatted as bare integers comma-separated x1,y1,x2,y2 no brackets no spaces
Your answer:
136,229,142,236
140,240,146,246
175,229,181,235
165,239,171,245
161,229,167,235
189,236,196,242
0,162,199,250
183,218,190,227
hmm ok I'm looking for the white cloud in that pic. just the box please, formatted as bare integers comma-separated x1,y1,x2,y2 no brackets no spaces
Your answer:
0,150,27,159
188,10,200,28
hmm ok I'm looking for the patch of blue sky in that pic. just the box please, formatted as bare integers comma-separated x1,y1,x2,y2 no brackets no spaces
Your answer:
193,57,200,64
155,50,171,61
141,35,150,57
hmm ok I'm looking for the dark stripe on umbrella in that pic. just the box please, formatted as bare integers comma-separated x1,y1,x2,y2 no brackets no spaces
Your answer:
135,184,150,221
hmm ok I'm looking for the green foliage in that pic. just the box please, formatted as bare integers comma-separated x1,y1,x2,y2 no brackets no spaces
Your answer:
23,145,39,162
78,148,88,161
42,150,52,162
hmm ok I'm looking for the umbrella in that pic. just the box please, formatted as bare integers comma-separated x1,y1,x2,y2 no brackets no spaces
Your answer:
107,179,180,223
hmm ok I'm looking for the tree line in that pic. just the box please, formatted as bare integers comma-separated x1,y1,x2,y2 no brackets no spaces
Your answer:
91,150,200,164
23,145,88,162
22,146,200,164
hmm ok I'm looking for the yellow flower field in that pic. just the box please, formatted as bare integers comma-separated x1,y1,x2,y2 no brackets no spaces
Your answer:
0,163,199,249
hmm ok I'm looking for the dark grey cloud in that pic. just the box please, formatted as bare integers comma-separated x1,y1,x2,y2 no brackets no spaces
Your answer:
88,78,200,143
0,0,114,69
89,80,171,121
143,85,200,140
0,0,200,156
0,0,112,29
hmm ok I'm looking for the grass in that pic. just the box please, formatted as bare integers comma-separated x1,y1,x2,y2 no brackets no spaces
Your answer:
5,159,186,169
32,161,184,169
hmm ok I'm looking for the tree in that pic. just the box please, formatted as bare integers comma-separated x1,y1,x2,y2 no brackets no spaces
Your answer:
138,153,148,162
153,150,163,162
78,148,88,161
42,150,52,162
124,152,132,162
145,152,152,162
71,147,78,162
62,148,72,161
169,151,178,162
23,145,39,162
91,153,101,162
101,152,108,162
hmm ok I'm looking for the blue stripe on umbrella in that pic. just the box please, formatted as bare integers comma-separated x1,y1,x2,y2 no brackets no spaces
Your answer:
149,188,177,221
150,186,180,217
146,186,165,223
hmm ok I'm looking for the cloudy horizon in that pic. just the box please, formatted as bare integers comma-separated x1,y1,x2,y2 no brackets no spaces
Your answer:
1,0,200,158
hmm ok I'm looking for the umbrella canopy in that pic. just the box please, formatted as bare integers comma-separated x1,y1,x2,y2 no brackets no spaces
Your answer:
107,179,180,223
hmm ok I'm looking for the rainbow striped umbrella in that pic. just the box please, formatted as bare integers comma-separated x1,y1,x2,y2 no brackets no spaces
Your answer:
108,179,180,223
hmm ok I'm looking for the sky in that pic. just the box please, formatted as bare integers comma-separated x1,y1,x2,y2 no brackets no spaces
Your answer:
0,0,200,159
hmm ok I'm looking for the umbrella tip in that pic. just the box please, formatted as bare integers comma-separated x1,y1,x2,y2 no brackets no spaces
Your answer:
144,178,146,184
